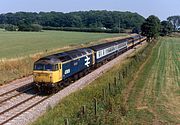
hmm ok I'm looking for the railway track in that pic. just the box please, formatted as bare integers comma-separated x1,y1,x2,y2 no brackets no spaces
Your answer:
0,95,49,125
0,76,33,100
0,82,50,125
0,85,33,105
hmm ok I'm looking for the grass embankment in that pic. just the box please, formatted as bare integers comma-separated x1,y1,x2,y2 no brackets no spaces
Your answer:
0,30,126,85
32,41,155,125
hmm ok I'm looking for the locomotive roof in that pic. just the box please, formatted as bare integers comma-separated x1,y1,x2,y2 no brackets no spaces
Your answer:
35,48,93,64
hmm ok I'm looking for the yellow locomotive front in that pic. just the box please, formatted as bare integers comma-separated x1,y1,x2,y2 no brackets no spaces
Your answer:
33,57,62,90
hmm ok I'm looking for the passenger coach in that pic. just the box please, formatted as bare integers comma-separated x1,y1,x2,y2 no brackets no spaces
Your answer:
89,39,127,63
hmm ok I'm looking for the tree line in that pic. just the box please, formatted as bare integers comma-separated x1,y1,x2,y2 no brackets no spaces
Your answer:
141,15,180,41
0,10,145,32
0,10,178,38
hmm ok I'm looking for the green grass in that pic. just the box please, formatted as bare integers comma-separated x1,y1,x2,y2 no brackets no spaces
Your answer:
127,37,180,124
0,30,123,59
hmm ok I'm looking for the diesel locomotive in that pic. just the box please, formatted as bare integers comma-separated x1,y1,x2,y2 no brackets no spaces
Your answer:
33,35,146,92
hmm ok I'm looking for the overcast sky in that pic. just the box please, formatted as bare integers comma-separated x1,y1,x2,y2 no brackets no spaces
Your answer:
0,0,179,20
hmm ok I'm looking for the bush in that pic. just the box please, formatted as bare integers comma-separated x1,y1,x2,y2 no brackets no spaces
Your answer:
30,24,42,32
0,24,5,29
18,24,42,32
5,24,18,31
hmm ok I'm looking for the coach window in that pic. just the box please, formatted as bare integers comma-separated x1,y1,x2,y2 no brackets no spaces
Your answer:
98,51,101,57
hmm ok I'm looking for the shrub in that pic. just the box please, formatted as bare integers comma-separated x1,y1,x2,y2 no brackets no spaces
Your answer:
18,24,42,32
30,24,42,32
5,24,18,31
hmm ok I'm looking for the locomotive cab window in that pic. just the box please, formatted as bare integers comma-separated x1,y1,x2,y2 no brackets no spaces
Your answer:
34,64,44,70
45,64,53,71
34,64,59,71
53,64,59,71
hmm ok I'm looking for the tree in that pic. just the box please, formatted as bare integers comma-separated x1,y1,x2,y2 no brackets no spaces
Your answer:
141,15,160,41
18,18,32,31
167,16,180,31
160,21,173,36
132,27,141,34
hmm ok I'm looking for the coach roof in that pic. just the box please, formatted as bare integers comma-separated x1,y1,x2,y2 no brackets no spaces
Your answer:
89,38,127,51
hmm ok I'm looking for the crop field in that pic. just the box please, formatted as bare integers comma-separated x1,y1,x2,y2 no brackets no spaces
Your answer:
125,37,180,124
32,37,180,125
0,29,124,59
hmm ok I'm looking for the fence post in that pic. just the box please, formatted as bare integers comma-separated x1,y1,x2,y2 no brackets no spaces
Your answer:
118,72,120,80
82,105,86,115
103,89,106,102
108,83,111,94
64,118,69,125
114,77,117,87
94,98,97,116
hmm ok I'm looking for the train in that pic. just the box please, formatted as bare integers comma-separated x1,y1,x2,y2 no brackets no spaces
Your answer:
33,34,146,93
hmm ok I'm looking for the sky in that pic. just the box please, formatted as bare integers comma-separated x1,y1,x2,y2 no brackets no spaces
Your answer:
0,0,179,20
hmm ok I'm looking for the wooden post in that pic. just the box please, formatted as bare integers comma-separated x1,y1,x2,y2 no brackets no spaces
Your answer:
118,71,121,80
103,89,106,102
126,67,128,77
64,118,69,125
114,77,117,87
82,105,86,115
94,98,97,116
108,83,111,94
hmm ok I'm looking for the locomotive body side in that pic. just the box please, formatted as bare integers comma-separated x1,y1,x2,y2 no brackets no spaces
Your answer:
61,51,94,80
